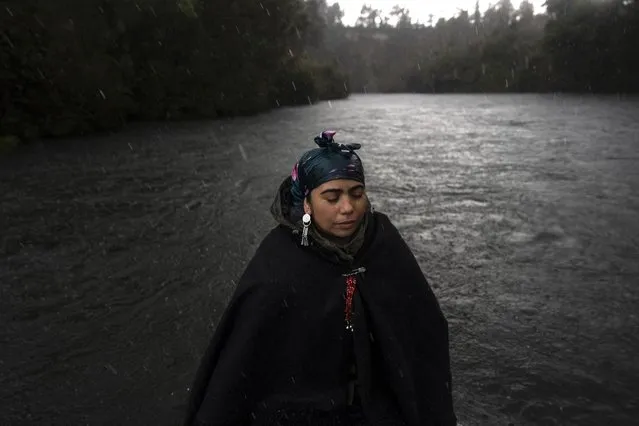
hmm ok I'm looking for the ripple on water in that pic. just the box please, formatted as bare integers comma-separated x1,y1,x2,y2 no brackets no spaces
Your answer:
444,198,490,208
2,94,639,426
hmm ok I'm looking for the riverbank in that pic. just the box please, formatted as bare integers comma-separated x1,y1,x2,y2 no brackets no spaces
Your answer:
0,82,350,156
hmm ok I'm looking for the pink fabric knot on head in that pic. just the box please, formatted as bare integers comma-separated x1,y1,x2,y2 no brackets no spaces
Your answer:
291,163,299,181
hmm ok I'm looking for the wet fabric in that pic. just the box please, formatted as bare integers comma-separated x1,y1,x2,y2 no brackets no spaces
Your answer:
183,208,457,425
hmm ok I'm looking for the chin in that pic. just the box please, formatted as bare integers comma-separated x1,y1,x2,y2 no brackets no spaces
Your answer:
334,230,354,237
329,227,358,239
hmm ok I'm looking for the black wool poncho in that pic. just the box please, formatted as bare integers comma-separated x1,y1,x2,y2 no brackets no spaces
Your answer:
184,178,457,426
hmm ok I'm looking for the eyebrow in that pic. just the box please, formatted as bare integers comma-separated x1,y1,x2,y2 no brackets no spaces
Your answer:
320,184,364,195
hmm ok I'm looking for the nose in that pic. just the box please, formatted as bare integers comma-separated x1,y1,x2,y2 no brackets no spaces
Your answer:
339,196,355,215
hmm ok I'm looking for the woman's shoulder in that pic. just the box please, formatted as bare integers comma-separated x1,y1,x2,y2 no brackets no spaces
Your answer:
242,225,305,277
232,226,300,297
371,210,392,226
370,210,402,239
367,210,418,259
258,224,299,255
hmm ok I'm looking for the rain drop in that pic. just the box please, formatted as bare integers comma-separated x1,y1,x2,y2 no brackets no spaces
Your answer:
238,144,248,161
2,33,14,49
105,364,118,375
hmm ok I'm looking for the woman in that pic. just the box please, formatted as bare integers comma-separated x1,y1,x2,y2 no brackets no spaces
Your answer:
184,131,457,426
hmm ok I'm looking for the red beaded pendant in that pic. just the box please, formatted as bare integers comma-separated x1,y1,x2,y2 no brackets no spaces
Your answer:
344,275,357,331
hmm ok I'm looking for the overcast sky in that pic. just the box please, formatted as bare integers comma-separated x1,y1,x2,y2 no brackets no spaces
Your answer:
336,0,548,26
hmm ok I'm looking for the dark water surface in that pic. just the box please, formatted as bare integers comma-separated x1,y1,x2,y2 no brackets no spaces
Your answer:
1,94,638,425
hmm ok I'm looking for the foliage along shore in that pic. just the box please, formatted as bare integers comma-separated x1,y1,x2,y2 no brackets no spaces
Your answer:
0,0,348,151
2,0,638,153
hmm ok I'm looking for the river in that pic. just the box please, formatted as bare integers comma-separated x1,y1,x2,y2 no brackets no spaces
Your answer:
1,94,638,425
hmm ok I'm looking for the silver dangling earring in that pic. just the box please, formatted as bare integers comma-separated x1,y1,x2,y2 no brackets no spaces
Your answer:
301,213,311,246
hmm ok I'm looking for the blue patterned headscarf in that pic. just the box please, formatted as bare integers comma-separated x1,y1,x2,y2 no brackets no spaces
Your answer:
290,130,365,219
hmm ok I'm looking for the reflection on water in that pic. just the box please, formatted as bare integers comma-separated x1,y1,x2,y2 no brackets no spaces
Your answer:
1,94,638,425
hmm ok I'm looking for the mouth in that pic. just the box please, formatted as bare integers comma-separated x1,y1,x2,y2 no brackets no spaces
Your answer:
334,220,357,228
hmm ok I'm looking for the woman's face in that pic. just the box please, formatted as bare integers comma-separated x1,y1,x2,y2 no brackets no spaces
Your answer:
304,179,368,239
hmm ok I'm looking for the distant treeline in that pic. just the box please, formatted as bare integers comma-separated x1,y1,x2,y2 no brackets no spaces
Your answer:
0,0,348,143
1,0,637,146
312,0,639,93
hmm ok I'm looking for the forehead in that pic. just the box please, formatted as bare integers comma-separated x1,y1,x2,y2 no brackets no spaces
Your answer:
315,179,364,192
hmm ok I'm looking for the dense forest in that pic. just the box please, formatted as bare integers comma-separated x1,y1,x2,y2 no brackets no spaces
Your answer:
315,0,639,94
0,0,348,145
1,0,638,148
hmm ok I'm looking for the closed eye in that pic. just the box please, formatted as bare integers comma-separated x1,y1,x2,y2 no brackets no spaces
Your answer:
322,185,364,203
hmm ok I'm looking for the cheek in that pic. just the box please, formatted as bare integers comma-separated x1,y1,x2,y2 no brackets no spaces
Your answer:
316,202,338,220
353,197,368,212
310,202,338,226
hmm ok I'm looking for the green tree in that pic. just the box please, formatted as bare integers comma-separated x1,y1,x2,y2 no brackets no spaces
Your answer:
390,5,412,29
326,2,345,27
0,0,351,144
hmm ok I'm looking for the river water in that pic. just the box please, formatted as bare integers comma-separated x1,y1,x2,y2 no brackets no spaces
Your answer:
1,94,638,425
